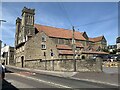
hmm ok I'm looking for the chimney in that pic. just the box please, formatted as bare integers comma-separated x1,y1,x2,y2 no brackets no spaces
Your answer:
4,44,6,47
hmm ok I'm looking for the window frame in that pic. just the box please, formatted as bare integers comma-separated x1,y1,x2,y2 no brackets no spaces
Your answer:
42,35,46,42
41,44,46,50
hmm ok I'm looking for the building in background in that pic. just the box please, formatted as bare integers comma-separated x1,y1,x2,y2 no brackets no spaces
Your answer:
116,37,120,54
15,7,107,68
1,45,14,65
107,45,117,54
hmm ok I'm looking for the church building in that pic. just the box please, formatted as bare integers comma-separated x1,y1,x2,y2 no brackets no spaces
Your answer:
15,7,107,69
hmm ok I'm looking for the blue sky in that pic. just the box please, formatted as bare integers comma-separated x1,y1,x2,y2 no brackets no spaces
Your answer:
1,2,118,47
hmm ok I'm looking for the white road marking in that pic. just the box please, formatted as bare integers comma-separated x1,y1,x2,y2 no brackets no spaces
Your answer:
11,73,72,88
70,77,119,87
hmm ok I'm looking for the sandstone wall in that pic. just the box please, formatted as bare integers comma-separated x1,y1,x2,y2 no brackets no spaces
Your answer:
25,58,102,72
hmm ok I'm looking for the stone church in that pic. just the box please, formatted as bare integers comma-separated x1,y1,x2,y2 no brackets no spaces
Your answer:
15,7,107,71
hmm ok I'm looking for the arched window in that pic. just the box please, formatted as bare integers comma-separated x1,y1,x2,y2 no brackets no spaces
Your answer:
81,55,85,59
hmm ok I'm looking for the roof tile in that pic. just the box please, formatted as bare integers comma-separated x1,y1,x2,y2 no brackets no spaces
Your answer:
89,36,103,42
34,24,86,40
75,42,84,48
81,51,109,54
56,44,72,50
58,50,73,55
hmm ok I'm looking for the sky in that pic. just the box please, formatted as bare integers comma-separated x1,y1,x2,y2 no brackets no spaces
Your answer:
0,2,118,47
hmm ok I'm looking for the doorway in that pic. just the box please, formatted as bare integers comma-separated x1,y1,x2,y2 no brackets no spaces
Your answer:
21,56,24,68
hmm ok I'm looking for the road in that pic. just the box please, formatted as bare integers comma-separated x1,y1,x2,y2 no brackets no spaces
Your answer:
2,66,118,90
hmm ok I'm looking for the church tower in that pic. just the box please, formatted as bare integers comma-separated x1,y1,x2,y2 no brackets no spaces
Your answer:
21,7,35,42
15,17,21,46
15,7,35,47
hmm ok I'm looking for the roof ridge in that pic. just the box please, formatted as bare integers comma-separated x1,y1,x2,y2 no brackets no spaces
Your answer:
34,24,86,40
89,35,103,39
34,24,85,34
35,23,72,31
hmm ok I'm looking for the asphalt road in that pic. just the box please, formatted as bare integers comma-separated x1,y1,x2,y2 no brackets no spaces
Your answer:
2,66,119,90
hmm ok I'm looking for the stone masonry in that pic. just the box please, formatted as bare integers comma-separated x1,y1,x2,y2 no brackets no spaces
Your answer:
14,7,107,72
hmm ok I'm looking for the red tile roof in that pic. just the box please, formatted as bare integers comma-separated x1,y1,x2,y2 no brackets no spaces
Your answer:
81,51,109,54
89,36,103,42
58,50,73,55
92,45,101,51
84,45,101,51
58,50,108,55
56,44,72,50
81,32,84,35
75,42,84,48
34,24,86,40
84,45,95,51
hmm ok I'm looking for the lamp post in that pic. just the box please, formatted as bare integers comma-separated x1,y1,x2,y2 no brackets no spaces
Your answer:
0,19,6,40
0,20,6,63
0,20,6,26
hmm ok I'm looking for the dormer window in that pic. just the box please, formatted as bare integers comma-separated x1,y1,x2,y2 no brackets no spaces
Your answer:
42,35,46,42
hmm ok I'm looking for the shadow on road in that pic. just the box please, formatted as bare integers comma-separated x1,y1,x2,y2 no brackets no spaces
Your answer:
2,79,18,90
5,69,14,73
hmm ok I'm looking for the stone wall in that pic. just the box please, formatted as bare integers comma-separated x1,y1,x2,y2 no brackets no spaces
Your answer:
9,47,15,65
24,58,103,72
25,31,59,61
15,50,25,67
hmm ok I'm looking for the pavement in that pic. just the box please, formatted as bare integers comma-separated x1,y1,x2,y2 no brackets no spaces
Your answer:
6,65,119,87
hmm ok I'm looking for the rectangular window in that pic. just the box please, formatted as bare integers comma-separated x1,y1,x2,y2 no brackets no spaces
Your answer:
42,36,46,42
11,54,13,58
65,39,70,45
59,39,64,44
41,44,46,50
54,38,58,44
65,55,67,59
